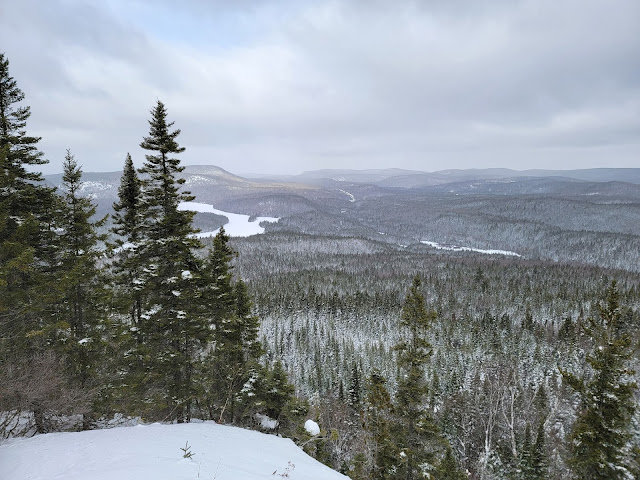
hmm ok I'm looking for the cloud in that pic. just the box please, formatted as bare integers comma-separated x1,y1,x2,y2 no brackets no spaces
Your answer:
0,0,638,174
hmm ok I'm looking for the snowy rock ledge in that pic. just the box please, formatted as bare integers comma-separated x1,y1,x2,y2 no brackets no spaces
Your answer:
0,422,347,480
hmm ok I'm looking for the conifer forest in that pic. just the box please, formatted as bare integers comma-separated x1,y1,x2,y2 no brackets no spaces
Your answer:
2,51,640,479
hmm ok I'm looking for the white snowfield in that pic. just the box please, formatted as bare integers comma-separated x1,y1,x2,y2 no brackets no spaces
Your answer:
0,421,347,480
178,202,280,238
421,240,521,257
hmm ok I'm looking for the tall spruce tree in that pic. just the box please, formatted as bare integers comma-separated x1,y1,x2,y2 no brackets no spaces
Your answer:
0,53,64,434
108,153,149,414
112,153,141,242
0,52,58,359
55,150,108,425
366,369,398,480
110,154,144,342
561,281,636,480
201,228,264,423
530,421,547,480
135,100,208,423
393,275,449,479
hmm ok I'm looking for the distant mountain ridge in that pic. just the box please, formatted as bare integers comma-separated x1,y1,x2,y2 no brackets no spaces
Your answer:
254,167,640,187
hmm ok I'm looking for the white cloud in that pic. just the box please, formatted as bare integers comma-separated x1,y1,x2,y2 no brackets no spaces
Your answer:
1,0,638,174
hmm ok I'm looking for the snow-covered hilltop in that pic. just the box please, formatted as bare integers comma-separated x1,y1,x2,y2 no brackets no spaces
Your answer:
0,422,347,480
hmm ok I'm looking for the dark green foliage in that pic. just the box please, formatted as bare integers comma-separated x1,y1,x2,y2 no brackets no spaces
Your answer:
434,447,466,480
111,153,141,241
561,281,637,480
348,362,362,411
56,151,108,385
130,100,208,423
0,52,58,360
365,370,398,480
109,153,144,352
530,421,547,480
0,54,71,434
393,275,444,479
201,227,258,423
0,53,47,182
262,361,307,435
517,422,547,480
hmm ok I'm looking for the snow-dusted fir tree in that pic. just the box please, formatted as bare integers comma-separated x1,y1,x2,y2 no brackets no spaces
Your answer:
112,153,142,244
201,227,264,423
561,281,637,480
365,369,398,480
0,52,58,360
110,154,145,340
0,53,75,435
135,100,208,423
55,150,108,425
392,275,459,479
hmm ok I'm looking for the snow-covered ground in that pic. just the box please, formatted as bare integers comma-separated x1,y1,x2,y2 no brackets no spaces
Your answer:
421,240,521,257
0,421,346,480
178,202,279,238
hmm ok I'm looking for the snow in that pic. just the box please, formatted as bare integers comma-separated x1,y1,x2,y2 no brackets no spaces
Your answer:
421,240,521,257
0,422,347,480
304,419,320,436
338,189,355,203
178,202,280,238
256,413,278,430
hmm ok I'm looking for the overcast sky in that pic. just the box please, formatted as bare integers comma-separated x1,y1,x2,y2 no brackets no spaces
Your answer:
1,0,639,175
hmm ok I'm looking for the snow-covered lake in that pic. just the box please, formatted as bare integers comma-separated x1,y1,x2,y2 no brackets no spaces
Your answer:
178,202,279,238
421,240,521,257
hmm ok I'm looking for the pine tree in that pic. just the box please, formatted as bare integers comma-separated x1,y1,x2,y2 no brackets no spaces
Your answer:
134,100,208,423
561,281,636,480
55,150,108,426
393,275,445,479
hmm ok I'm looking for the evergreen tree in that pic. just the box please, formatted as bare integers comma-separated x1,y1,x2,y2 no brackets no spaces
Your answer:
366,369,398,480
0,53,63,433
0,53,49,196
530,421,547,480
111,153,141,242
434,447,467,480
234,279,263,361
134,100,207,422
201,228,264,423
393,275,445,479
0,52,58,359
348,362,362,411
260,360,307,436
55,150,108,425
561,281,636,480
